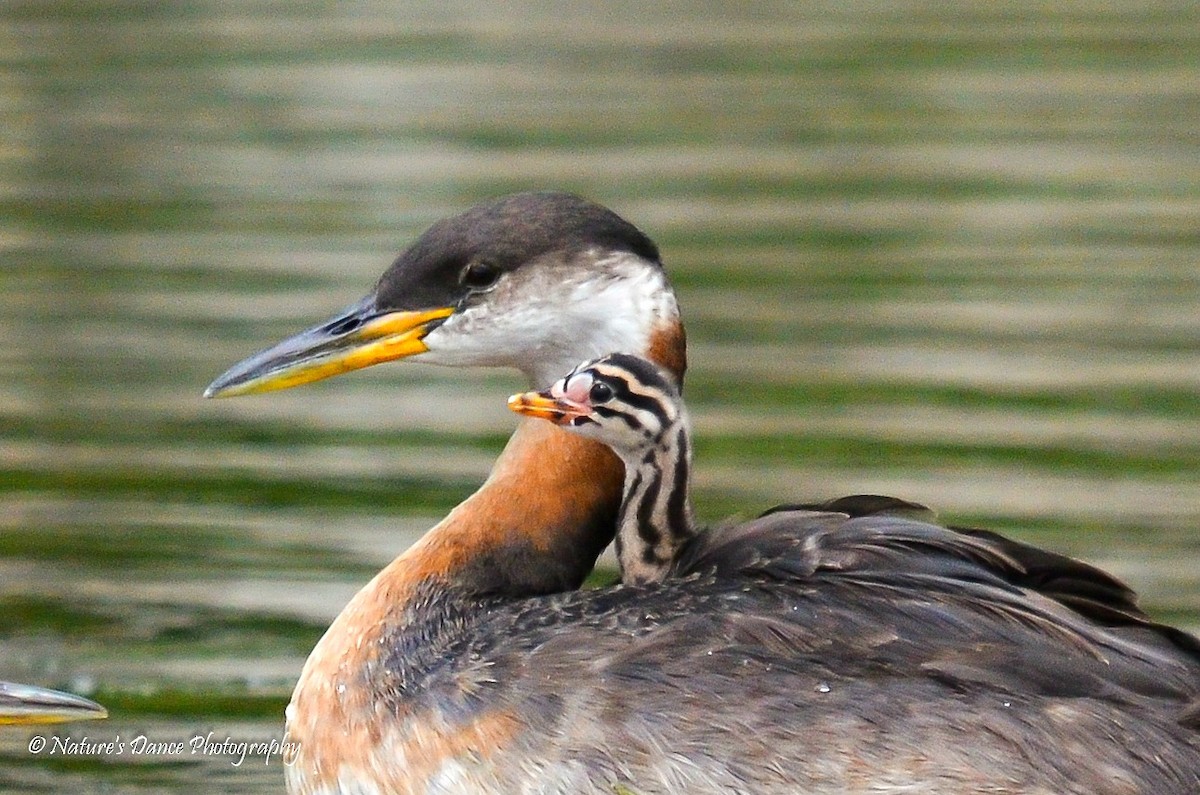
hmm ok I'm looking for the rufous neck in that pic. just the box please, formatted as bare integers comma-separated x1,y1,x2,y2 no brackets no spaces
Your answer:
396,417,624,598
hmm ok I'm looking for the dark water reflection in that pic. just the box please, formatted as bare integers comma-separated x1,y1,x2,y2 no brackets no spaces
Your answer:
1,2,1198,791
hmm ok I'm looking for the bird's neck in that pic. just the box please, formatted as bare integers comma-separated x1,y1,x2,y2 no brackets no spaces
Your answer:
615,422,697,585
302,416,625,654
285,419,624,789
394,418,625,597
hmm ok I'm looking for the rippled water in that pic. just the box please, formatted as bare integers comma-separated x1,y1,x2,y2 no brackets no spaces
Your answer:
2,2,1198,792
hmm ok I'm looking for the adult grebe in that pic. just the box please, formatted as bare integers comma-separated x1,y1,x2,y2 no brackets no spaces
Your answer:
0,681,106,725
206,192,1200,794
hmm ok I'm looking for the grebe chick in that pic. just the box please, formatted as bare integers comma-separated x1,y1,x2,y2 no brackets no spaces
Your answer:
509,352,694,584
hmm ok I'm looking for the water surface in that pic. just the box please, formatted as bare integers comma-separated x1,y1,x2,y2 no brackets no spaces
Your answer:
1,2,1198,791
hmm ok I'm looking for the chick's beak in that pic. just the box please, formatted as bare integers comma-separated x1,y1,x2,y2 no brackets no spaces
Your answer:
204,296,454,398
507,389,590,426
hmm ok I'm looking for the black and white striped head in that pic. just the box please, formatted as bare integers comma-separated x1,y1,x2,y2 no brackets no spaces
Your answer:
508,353,685,459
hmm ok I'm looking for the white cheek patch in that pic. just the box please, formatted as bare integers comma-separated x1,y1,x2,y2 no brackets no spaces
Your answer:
418,251,678,386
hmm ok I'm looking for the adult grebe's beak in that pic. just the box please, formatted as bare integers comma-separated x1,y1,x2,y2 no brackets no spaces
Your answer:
204,295,453,398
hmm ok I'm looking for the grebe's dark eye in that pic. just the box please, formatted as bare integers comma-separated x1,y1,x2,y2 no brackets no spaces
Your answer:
589,381,613,403
460,262,499,290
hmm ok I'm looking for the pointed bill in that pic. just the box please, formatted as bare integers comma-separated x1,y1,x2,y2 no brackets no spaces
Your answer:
0,682,107,725
507,390,590,425
204,297,454,398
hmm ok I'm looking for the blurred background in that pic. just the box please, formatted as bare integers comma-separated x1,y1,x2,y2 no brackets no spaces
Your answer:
1,1,1198,791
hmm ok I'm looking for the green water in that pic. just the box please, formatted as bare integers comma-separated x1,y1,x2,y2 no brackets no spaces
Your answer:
1,2,1198,791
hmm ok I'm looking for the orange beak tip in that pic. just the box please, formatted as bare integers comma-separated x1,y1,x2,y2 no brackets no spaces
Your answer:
507,391,587,425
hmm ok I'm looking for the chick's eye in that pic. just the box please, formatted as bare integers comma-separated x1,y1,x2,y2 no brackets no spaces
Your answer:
589,381,614,403
461,262,499,289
